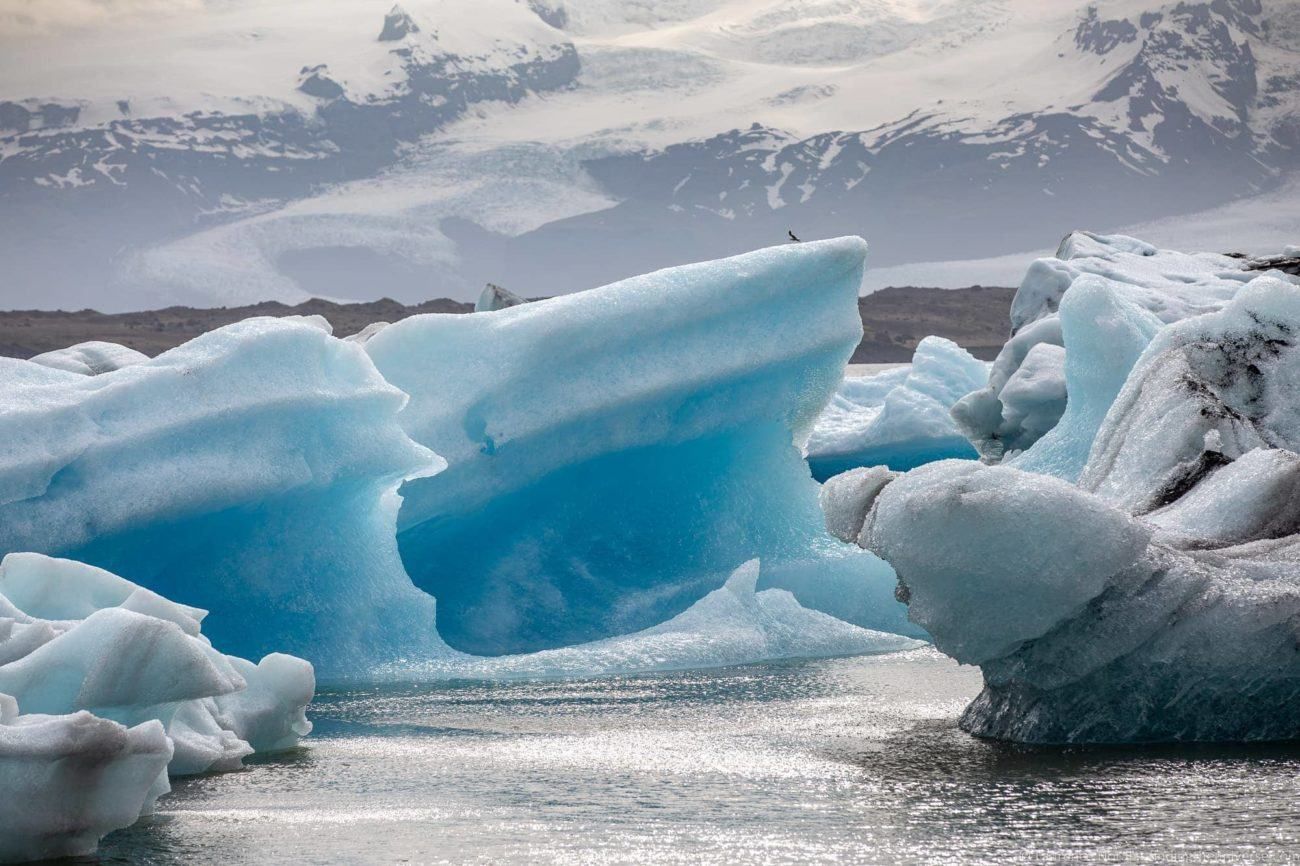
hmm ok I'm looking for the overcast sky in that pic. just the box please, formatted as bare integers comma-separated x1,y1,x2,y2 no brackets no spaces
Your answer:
0,0,202,36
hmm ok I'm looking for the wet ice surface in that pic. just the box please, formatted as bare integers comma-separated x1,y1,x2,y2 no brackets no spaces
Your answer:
99,649,1300,864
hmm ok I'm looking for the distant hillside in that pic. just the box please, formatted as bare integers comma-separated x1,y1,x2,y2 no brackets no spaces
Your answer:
0,286,1016,364
852,285,1014,363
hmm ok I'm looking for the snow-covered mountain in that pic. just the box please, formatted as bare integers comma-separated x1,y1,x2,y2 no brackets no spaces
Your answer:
1,0,1297,308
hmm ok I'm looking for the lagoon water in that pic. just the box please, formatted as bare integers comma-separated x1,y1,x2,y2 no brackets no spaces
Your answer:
101,648,1300,864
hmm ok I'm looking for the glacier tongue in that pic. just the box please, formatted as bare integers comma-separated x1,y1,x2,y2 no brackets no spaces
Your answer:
832,245,1300,743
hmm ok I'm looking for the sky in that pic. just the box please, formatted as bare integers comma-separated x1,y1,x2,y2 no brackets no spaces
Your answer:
0,0,201,35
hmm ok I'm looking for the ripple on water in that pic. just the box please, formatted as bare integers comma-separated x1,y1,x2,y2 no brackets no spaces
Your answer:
99,648,1300,864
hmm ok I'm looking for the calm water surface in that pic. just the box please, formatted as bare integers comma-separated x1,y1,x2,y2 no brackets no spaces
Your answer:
98,649,1300,864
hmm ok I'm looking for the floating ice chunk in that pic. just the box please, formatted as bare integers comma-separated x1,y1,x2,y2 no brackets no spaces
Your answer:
0,701,172,863
956,231,1272,461
474,282,527,311
27,341,149,376
367,237,913,655
0,554,314,777
0,317,446,678
850,273,1300,742
806,337,986,480
379,560,922,680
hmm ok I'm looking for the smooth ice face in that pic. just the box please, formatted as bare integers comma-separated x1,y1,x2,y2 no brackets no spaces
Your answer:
0,553,314,862
848,273,1300,743
367,238,913,654
862,461,1151,665
0,318,447,678
806,337,986,480
954,231,1273,462
1009,276,1163,481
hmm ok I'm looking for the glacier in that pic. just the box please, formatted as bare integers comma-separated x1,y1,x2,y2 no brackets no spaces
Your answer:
365,237,914,656
0,553,312,862
826,244,1300,742
806,336,986,481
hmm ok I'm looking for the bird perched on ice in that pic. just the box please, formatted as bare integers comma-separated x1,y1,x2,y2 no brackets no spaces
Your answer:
788,230,802,243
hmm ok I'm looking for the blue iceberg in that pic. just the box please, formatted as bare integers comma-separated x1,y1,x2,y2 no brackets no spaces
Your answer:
365,237,912,655
0,317,448,677
0,238,915,680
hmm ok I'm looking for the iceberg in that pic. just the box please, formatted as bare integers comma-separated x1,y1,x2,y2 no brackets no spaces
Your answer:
0,553,313,862
806,337,986,480
366,237,915,655
1,700,172,863
474,282,528,312
0,553,313,774
839,271,1300,743
953,232,1269,462
0,317,449,678
0,239,916,681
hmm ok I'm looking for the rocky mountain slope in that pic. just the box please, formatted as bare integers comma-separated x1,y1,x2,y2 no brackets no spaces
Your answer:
1,0,1296,309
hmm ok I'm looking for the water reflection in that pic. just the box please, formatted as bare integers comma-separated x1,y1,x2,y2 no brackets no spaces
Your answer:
97,649,1300,864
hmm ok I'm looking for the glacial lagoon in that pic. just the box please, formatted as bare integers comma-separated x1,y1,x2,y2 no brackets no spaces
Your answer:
102,650,1300,864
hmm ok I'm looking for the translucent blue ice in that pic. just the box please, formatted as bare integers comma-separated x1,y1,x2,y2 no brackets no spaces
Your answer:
806,337,987,480
0,317,449,677
366,237,915,654
0,239,918,683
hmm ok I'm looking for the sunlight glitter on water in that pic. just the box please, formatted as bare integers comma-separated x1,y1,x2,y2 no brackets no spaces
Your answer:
100,649,1300,865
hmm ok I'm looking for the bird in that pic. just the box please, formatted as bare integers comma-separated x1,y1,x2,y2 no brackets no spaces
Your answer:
788,230,801,243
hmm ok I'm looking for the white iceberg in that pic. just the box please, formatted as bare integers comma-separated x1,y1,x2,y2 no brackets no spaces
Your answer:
953,231,1276,462
839,272,1300,743
0,553,313,774
0,552,313,862
0,697,172,864
805,337,987,480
